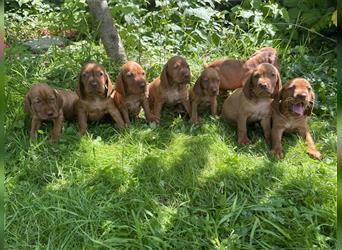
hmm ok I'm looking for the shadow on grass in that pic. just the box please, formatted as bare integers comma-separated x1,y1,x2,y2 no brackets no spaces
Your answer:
5,106,334,248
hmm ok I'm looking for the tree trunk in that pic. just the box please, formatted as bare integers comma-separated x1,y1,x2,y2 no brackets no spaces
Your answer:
87,0,127,64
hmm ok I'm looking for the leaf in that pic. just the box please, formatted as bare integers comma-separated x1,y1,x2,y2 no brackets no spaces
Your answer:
184,7,215,23
249,217,259,245
193,29,207,41
166,23,182,32
260,216,292,240
124,14,139,25
301,9,321,26
239,10,254,19
13,119,25,129
332,10,337,26
280,8,290,22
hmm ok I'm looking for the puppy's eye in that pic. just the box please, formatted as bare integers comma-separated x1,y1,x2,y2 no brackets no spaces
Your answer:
254,74,260,78
173,64,179,69
82,73,88,78
127,72,133,77
142,72,145,76
308,86,312,91
98,72,104,77
271,73,276,77
35,99,41,104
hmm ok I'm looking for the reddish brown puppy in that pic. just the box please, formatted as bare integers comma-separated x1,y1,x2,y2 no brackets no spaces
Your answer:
112,61,155,125
222,63,282,145
24,83,78,142
148,56,191,123
190,67,220,124
208,47,280,91
271,78,321,160
75,61,124,135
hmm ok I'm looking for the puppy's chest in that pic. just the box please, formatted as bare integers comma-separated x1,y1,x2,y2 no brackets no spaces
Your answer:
282,116,306,131
247,100,271,121
87,99,108,120
125,96,141,114
165,88,187,104
198,96,212,108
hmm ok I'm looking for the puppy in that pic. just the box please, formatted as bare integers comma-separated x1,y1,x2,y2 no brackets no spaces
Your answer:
190,67,220,124
208,47,279,91
24,83,78,142
75,61,124,135
112,61,155,125
271,78,321,160
148,56,191,123
222,63,282,144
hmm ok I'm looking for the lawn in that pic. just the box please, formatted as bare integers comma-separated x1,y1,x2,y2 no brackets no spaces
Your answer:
5,1,336,249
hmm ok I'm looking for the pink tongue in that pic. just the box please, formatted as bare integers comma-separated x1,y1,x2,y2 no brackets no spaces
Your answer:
292,104,304,116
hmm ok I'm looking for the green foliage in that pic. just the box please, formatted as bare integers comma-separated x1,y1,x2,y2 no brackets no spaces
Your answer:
282,0,335,31
231,0,336,44
42,0,90,37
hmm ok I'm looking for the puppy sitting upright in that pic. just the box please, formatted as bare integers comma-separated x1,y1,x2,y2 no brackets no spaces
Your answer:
190,67,220,124
222,63,281,145
112,61,155,125
75,61,124,135
148,56,191,123
271,78,321,160
25,83,78,142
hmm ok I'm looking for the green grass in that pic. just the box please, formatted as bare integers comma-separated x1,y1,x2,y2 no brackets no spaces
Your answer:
5,18,337,250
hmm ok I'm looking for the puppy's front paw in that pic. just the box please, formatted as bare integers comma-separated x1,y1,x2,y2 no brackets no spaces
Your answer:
191,117,199,124
238,137,251,145
272,147,284,159
50,136,60,143
308,149,321,160
148,114,159,123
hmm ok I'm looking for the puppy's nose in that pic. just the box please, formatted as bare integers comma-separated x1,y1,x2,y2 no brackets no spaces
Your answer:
211,87,218,93
138,81,146,87
259,83,268,89
47,111,54,117
297,93,307,99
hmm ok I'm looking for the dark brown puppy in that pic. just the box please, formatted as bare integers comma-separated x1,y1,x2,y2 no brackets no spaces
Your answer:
271,78,321,160
148,56,191,123
24,83,78,142
112,61,155,125
208,47,279,91
190,67,220,124
75,61,124,135
222,63,282,145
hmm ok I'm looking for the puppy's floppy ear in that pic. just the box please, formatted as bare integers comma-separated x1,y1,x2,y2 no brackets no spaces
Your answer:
160,63,170,87
272,86,284,114
24,93,32,114
115,71,126,97
77,70,85,99
242,71,254,99
104,71,114,97
193,77,202,96
305,87,315,116
54,89,64,109
272,68,282,98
